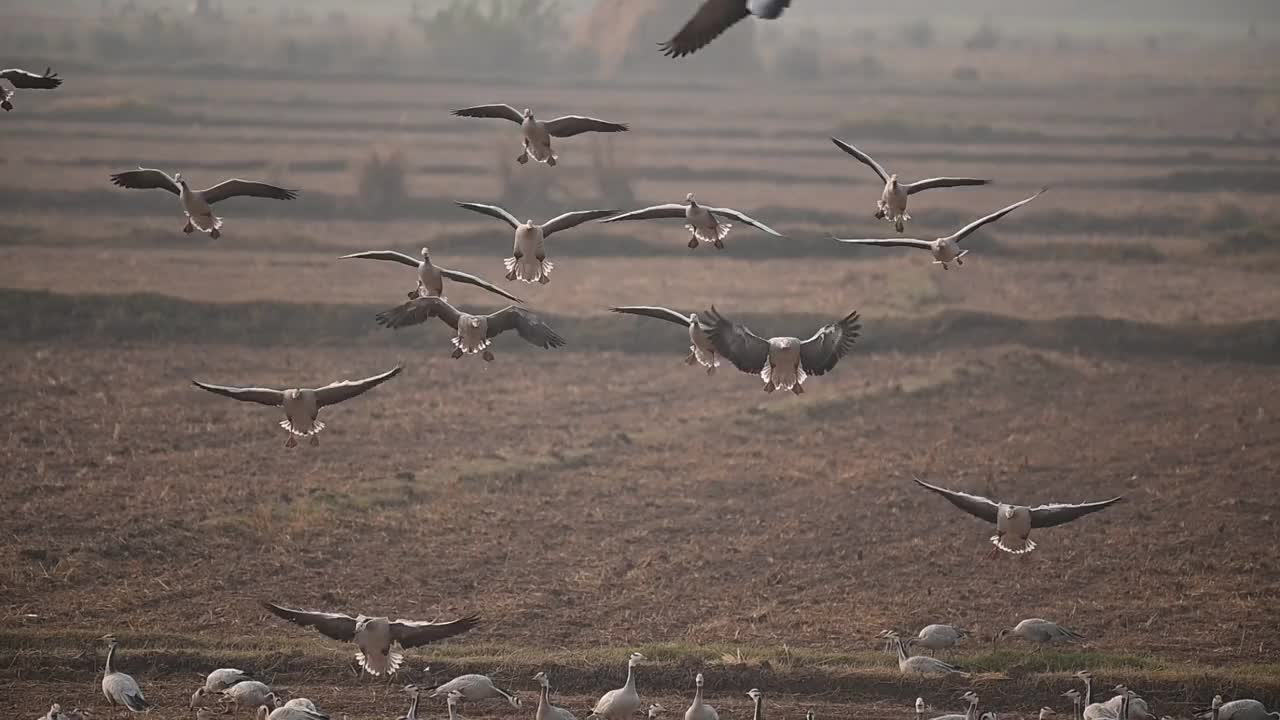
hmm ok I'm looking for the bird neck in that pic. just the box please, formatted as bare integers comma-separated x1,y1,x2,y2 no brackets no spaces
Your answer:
693,685,703,705
751,696,763,720
895,638,909,663
104,643,116,674
539,684,550,709
495,686,516,706
623,662,636,690
448,703,459,720
408,691,419,720
1081,678,1092,706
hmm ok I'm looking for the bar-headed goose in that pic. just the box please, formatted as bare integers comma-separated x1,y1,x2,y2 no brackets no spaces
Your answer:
928,692,980,720
1,67,62,111
340,247,521,303
745,689,764,720
996,619,1084,648
600,194,782,249
1041,710,1058,720
101,635,150,714
533,672,577,720
907,625,969,656
703,306,861,394
1064,689,1083,720
261,601,480,678
375,296,564,360
451,104,628,166
1090,682,1149,720
649,705,666,720
284,699,320,712
192,367,402,448
685,673,719,720
455,201,616,284
661,1,793,58
1196,695,1279,720
191,668,253,708
829,138,990,232
832,189,1044,268
430,674,521,708
256,705,328,720
223,681,278,713
911,477,1124,555
588,652,645,720
399,686,423,720
917,698,927,720
829,188,1049,269
610,306,718,374
109,168,297,239
893,636,966,676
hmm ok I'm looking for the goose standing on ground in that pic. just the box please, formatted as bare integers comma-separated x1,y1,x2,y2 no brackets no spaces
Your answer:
340,247,521,303
829,138,990,232
101,636,150,714
261,601,480,678
928,692,980,720
588,652,645,720
375,296,564,360
893,636,966,676
917,698,927,720
533,672,577,720
1065,690,1083,720
831,189,1045,269
745,689,765,720
661,1,793,58
451,104,628,167
109,168,297,239
1196,695,1280,720
190,667,252,708
192,366,402,448
703,306,861,394
1,66,62,111
399,686,423,720
997,619,1084,649
911,477,1124,555
430,674,522,708
222,681,277,713
600,194,783,250
455,201,616,284
256,705,328,720
907,624,969,656
685,673,719,720
610,306,718,374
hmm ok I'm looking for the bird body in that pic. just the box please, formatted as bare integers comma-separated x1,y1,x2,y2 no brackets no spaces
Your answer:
601,194,782,250
893,636,965,676
685,673,719,720
431,674,521,708
221,681,276,711
589,653,645,720
191,668,253,708
609,306,718,373
256,706,328,720
339,248,520,303
0,67,63,111
101,638,150,713
908,624,968,654
1196,698,1279,720
1002,618,1084,646
375,296,564,360
109,168,297,239
455,201,616,285
703,306,861,393
927,692,979,720
261,601,480,678
661,1,794,58
451,105,628,167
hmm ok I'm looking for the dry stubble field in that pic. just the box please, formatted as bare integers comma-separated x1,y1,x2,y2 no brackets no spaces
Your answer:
2,40,1280,720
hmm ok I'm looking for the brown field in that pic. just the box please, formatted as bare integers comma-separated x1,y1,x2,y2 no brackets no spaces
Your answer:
3,3,1280,719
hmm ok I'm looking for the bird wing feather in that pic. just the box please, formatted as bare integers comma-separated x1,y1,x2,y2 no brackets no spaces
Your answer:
312,366,402,408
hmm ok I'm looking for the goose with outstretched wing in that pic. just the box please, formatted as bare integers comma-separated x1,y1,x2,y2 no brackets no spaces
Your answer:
110,167,297,239
703,306,861,394
660,1,793,58
601,193,782,250
375,296,564,361
455,201,615,285
340,247,520,303
830,138,990,232
452,103,627,167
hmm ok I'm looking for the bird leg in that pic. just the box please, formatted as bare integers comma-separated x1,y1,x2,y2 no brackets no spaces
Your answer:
517,141,530,165
684,352,698,366
791,383,804,395
688,236,699,249
309,434,319,447
713,238,725,249
763,381,776,393
451,347,465,359
547,154,557,167
183,220,195,234
482,350,495,362
210,228,221,239
955,250,969,266
285,434,298,449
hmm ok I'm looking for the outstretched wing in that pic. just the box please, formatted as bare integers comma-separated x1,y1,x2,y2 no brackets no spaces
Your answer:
450,104,524,124
262,601,358,641
439,267,522,303
659,0,751,58
486,306,565,349
799,310,861,376
599,204,687,224
191,381,283,407
541,209,617,237
543,115,629,137
338,250,421,268
375,296,463,331
829,235,933,250
1029,497,1124,529
455,201,520,230
946,187,1047,245
911,477,1001,524
830,137,890,183
389,614,481,649
904,177,990,195
1,67,62,89
703,305,771,374
707,206,783,236
610,305,692,327
110,168,180,196
200,179,298,204
313,366,402,408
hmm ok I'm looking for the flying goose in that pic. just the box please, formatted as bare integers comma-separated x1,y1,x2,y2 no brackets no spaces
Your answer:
261,601,480,678
906,624,969,656
191,668,253,708
222,681,277,713
661,1,793,58
375,296,564,360
1196,695,1279,720
1,67,62,111
600,194,782,249
101,635,150,714
610,306,718,373
892,636,966,676
588,652,645,720
911,477,1124,555
430,674,521,708
192,366,402,448
703,305,861,394
455,201,616,284
997,619,1084,648
685,673,719,720
534,672,578,720
451,104,628,166
829,138,990,232
928,692,980,720
109,168,297,239
340,247,521,303
832,188,1044,268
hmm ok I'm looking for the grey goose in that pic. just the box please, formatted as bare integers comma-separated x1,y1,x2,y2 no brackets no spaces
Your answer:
452,104,628,167
340,247,520,303
375,296,564,360
455,201,616,285
703,306,861,394
1,66,62,111
601,194,782,249
110,167,297,239
661,1,793,58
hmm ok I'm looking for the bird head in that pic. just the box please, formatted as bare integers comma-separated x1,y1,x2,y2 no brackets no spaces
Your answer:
695,672,704,688
685,192,696,204
447,691,465,706
100,633,118,646
746,689,762,702
1002,505,1016,519
628,651,645,666
806,712,815,720
1212,696,1223,710
467,317,482,329
256,707,271,720
508,695,524,709
1040,709,1057,720
420,247,431,261
915,698,926,713
191,688,207,708
962,692,979,704
522,108,533,120
649,704,665,718
1075,670,1093,681
533,671,550,687
994,628,1010,642
888,173,899,184
1063,690,1081,702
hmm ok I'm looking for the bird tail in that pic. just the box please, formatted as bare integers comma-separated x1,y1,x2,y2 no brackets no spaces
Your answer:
1059,626,1086,642
280,419,324,436
991,535,1036,554
124,692,150,711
